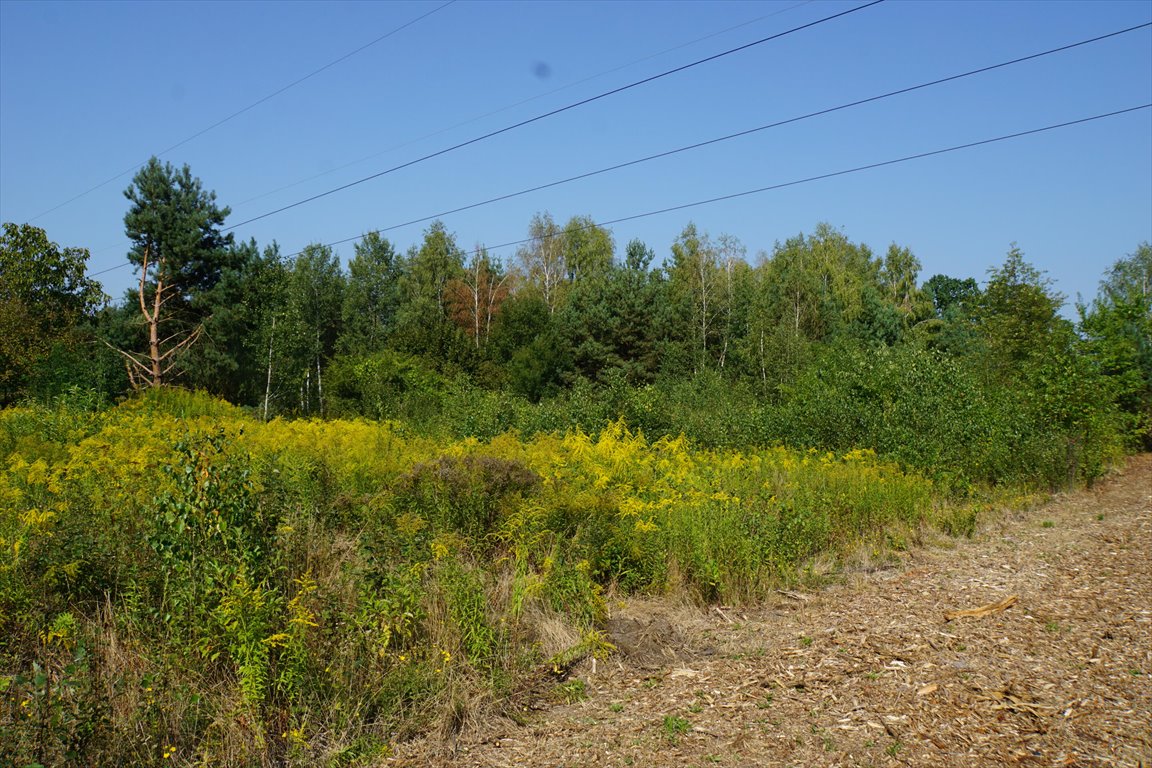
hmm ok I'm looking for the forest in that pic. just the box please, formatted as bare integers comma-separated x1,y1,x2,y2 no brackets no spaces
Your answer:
1,157,1150,765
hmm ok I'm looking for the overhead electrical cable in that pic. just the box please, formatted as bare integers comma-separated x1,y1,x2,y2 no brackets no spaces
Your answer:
231,0,816,209
26,0,456,223
73,0,816,261
297,23,1151,254
468,105,1152,257
223,0,887,232
86,103,1151,279
84,22,1150,280
260,104,1148,263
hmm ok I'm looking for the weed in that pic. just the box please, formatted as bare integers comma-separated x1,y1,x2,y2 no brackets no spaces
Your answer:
0,389,1050,765
663,714,691,743
554,679,587,704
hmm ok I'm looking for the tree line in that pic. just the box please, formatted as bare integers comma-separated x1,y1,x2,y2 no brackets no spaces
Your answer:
3,157,1149,485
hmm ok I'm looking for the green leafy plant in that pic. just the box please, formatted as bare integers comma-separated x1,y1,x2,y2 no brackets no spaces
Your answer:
662,714,691,743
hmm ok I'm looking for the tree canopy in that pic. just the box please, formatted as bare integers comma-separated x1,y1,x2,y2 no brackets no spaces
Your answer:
117,157,234,388
0,222,104,403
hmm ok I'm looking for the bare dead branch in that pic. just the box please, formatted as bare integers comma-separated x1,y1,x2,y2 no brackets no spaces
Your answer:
156,323,204,363
102,339,152,376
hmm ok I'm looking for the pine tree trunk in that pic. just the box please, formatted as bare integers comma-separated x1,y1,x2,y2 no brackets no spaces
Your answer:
149,278,163,387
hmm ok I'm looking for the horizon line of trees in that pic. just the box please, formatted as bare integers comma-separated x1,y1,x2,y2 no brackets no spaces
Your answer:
3,158,1150,482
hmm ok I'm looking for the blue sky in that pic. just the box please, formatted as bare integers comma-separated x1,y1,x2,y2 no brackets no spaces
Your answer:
1,0,1149,312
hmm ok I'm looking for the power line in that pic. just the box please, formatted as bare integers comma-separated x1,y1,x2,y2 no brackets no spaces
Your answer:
73,0,816,263
302,23,1151,256
26,1,456,223
92,103,1152,279
86,23,1150,279
224,0,887,232
467,105,1151,258
230,0,816,210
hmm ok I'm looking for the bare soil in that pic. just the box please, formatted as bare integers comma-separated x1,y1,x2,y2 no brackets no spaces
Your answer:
392,455,1152,767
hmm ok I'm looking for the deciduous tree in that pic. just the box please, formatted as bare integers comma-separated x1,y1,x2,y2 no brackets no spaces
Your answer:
339,232,401,355
562,215,613,283
517,212,566,315
286,244,344,415
977,244,1064,367
0,222,104,402
669,223,721,372
394,221,468,365
447,246,509,349
1079,242,1152,445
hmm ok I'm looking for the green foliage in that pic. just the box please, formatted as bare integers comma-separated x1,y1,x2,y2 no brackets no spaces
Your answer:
917,273,983,356
22,336,126,406
0,222,105,404
185,239,287,405
487,293,571,401
663,714,691,743
327,350,448,423
541,557,605,629
438,562,499,669
1,220,1142,764
146,430,275,641
340,232,401,355
281,243,345,416
516,211,567,316
0,381,1110,764
558,242,666,385
392,454,541,543
562,215,614,283
121,157,234,389
123,158,232,290
1,638,108,768
977,244,1064,369
879,243,931,329
392,221,468,363
1079,242,1152,448
924,273,981,319
758,223,881,343
553,677,587,704
766,340,1118,489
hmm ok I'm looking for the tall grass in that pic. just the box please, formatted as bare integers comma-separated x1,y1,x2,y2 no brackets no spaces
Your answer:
0,391,973,765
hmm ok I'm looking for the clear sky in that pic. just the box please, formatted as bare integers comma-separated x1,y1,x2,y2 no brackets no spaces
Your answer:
2,0,1149,312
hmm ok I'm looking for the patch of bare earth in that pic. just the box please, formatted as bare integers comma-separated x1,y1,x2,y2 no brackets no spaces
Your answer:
391,455,1152,767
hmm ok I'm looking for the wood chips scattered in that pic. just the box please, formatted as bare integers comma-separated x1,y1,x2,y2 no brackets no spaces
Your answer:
391,456,1152,767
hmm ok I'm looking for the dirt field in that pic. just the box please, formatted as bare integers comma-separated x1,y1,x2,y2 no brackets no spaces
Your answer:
394,455,1152,767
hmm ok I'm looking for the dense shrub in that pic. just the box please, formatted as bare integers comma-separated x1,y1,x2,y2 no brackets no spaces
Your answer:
0,384,1119,764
